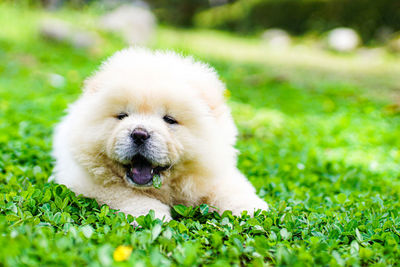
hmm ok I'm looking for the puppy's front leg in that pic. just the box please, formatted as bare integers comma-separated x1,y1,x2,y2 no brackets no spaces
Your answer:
114,193,173,222
82,183,172,221
209,171,269,216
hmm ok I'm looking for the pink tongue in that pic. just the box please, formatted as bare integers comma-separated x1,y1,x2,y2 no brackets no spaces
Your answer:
130,163,153,185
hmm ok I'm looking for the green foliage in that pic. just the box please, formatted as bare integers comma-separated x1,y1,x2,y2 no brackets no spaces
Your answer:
195,0,400,42
1,3,400,266
146,0,210,27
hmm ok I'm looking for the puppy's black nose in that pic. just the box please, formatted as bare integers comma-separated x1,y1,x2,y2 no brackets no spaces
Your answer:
131,128,150,145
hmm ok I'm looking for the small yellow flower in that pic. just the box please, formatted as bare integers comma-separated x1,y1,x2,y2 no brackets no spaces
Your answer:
113,245,133,262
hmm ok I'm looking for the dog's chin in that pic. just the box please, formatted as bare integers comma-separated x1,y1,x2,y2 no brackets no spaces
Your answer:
123,155,169,188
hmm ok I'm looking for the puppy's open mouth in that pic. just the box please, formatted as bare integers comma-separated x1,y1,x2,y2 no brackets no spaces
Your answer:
125,155,169,187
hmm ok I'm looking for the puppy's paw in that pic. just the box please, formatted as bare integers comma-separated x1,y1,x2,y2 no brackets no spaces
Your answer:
231,199,269,217
152,206,173,222
156,212,173,222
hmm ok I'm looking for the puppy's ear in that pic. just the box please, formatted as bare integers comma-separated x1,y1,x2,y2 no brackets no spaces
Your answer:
188,66,227,118
197,84,227,118
194,75,238,146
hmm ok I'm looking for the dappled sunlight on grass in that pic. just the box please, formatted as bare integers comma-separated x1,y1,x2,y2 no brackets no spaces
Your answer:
231,100,400,175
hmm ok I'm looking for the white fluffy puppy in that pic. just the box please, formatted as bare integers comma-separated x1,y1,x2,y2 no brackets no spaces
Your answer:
52,48,268,221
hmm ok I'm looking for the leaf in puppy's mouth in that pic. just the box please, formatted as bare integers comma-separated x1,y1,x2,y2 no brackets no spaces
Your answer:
125,155,167,187
152,174,162,189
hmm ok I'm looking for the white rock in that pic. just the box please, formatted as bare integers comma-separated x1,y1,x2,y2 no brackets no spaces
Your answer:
327,28,360,52
40,19,72,42
100,4,156,45
39,18,99,49
261,29,291,49
48,73,66,88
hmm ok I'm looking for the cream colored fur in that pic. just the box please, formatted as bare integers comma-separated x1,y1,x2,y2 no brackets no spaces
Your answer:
52,48,268,221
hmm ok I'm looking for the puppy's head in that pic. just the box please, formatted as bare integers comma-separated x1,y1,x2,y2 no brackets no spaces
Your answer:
71,48,237,188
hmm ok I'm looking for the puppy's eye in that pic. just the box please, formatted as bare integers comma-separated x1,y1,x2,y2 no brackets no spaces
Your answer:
163,115,178,125
116,112,128,120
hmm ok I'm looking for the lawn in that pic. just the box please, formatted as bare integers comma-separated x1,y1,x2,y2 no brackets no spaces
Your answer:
1,3,400,266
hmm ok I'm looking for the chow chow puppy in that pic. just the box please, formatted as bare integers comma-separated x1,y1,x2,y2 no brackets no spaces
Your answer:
52,48,268,221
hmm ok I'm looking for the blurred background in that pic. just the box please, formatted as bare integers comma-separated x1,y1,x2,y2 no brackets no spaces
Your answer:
13,0,400,47
0,0,398,174
2,0,399,98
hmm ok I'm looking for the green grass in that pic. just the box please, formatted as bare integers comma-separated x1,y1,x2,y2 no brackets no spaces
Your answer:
1,4,400,266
